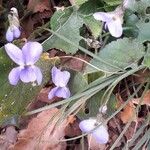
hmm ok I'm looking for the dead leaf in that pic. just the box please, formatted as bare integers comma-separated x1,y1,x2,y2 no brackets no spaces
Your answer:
87,135,106,150
116,94,136,124
65,116,81,137
37,87,57,103
0,126,18,150
131,90,150,106
10,108,67,150
124,122,136,140
27,0,51,13
61,54,90,72
120,101,136,124
21,10,52,38
133,69,150,84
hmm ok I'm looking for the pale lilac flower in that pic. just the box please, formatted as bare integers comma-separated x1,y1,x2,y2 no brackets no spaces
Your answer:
6,25,21,42
5,42,43,85
48,66,71,99
93,7,124,37
79,118,109,144
6,7,21,42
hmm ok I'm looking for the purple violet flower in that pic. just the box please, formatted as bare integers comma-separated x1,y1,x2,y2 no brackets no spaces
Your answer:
79,118,109,144
6,25,21,42
93,7,124,38
6,7,21,42
48,66,71,99
5,42,43,85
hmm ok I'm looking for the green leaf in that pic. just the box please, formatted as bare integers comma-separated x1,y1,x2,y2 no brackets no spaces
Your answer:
124,12,139,38
86,38,145,73
42,7,83,54
79,0,104,15
0,48,56,126
124,5,150,41
143,44,150,67
69,71,88,95
83,15,102,38
74,0,88,6
128,0,150,17
104,0,122,6
136,22,150,42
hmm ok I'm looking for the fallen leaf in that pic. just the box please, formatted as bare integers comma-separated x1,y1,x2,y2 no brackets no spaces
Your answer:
131,90,150,106
27,0,51,13
10,108,67,150
0,126,18,150
132,69,150,84
120,101,136,124
37,87,60,103
116,94,136,124
61,54,90,72
65,116,81,137
124,122,136,140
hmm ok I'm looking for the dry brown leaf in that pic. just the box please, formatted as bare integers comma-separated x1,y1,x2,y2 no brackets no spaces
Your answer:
87,135,106,150
10,108,67,150
120,101,136,124
133,69,150,84
61,54,90,72
65,116,81,137
116,94,136,124
131,90,150,106
27,0,51,13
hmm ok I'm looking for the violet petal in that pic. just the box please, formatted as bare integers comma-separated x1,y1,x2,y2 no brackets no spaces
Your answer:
48,87,59,99
22,42,43,65
92,125,109,144
13,25,21,38
5,43,24,65
55,87,70,98
6,27,14,42
52,66,70,87
79,119,96,133
93,12,113,22
20,66,36,83
107,19,122,37
33,66,43,85
8,67,21,85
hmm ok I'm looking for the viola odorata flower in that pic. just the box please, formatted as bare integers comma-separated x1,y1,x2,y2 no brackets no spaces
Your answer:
48,66,71,99
93,7,124,38
79,118,109,144
5,42,43,85
6,7,21,42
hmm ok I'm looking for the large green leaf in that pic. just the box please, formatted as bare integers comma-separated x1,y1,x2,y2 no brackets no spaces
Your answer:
86,38,145,73
0,48,55,126
42,7,83,54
